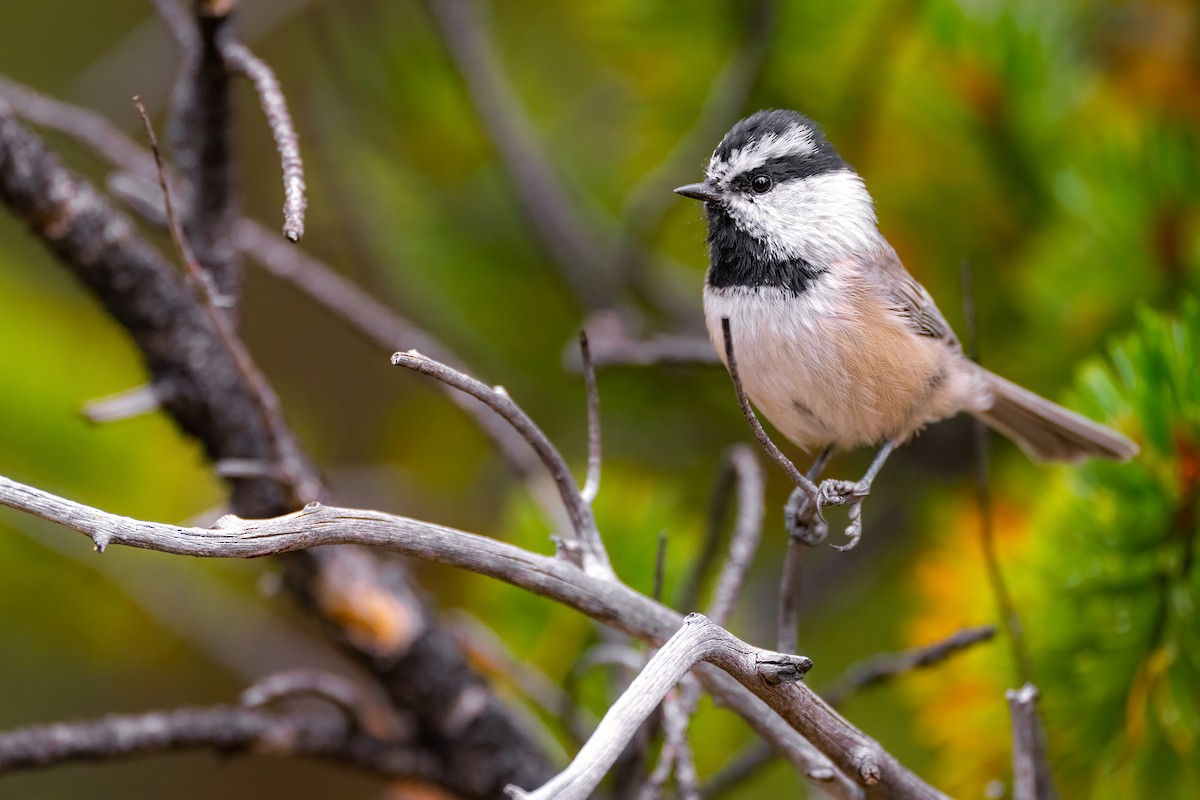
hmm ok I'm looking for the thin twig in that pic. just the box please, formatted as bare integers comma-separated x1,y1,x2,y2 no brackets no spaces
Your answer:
778,448,833,653
507,614,813,800
81,384,161,424
158,0,243,306
962,260,1035,684
222,41,306,241
134,96,318,505
639,688,700,800
0,472,946,799
0,701,435,779
821,625,998,707
679,448,738,612
240,669,374,730
390,350,612,577
1006,684,1057,800
719,318,820,511
706,445,765,626
579,331,602,504
584,331,720,370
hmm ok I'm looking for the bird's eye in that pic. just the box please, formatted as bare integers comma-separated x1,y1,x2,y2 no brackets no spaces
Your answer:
750,174,772,194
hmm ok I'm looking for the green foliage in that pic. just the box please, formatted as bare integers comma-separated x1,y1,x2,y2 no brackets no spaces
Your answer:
1024,300,1200,797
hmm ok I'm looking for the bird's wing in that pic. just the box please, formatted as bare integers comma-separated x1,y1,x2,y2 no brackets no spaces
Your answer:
874,245,961,351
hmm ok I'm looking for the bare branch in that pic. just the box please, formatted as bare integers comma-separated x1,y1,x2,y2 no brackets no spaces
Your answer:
1007,684,1057,800
418,0,617,308
163,0,244,307
720,318,820,514
507,614,812,800
821,625,998,707
579,331,602,504
240,669,375,732
639,688,700,800
0,702,435,780
706,445,765,626
81,383,161,424
134,95,318,506
222,41,306,241
0,103,554,798
577,320,719,370
391,349,613,578
0,473,943,799
0,76,155,175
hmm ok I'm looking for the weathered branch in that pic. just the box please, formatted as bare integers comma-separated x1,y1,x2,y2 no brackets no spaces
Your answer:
158,0,243,304
0,106,553,799
1007,684,1057,800
0,473,944,799
0,701,435,780
821,625,998,707
391,349,613,577
222,41,306,241
579,331,602,504
574,315,719,370
507,614,812,800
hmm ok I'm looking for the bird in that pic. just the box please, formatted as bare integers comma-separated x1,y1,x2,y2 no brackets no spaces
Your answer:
674,109,1137,546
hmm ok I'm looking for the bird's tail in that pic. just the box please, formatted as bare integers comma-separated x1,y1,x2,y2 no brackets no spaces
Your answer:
972,369,1138,463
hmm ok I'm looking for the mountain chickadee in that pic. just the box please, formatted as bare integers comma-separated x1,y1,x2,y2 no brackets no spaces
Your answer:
675,109,1136,541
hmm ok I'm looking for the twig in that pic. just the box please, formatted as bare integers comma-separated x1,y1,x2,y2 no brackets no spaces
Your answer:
390,349,613,578
222,41,306,241
706,445,765,626
778,448,833,653
240,669,374,732
81,383,161,424
417,0,617,309
507,614,813,800
585,331,720,369
720,318,820,513
821,625,998,707
0,102,553,798
157,0,243,306
1006,684,1057,800
680,447,741,611
962,259,1035,683
0,76,156,175
0,701,434,779
639,688,700,800
0,472,946,799
579,331,602,504
134,95,318,505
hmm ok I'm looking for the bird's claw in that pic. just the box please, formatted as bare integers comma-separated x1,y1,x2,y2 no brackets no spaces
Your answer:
784,486,827,546
816,479,871,551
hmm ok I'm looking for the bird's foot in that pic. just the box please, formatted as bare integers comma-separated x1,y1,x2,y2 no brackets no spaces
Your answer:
816,478,872,552
784,485,828,546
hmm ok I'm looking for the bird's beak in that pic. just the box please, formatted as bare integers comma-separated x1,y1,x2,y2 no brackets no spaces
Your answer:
674,182,722,204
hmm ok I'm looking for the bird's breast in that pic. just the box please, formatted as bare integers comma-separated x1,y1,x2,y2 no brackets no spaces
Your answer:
704,278,956,450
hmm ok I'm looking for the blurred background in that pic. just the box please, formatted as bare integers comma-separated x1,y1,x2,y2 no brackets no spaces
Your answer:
1,0,1197,798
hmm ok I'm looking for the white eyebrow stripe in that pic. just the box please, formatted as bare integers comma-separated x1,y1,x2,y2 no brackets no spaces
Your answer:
707,124,816,184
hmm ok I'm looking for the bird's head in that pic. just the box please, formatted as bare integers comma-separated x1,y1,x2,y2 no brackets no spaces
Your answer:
676,110,880,274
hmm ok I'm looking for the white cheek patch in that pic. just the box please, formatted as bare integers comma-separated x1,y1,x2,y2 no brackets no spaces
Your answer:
707,124,816,185
724,171,880,265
